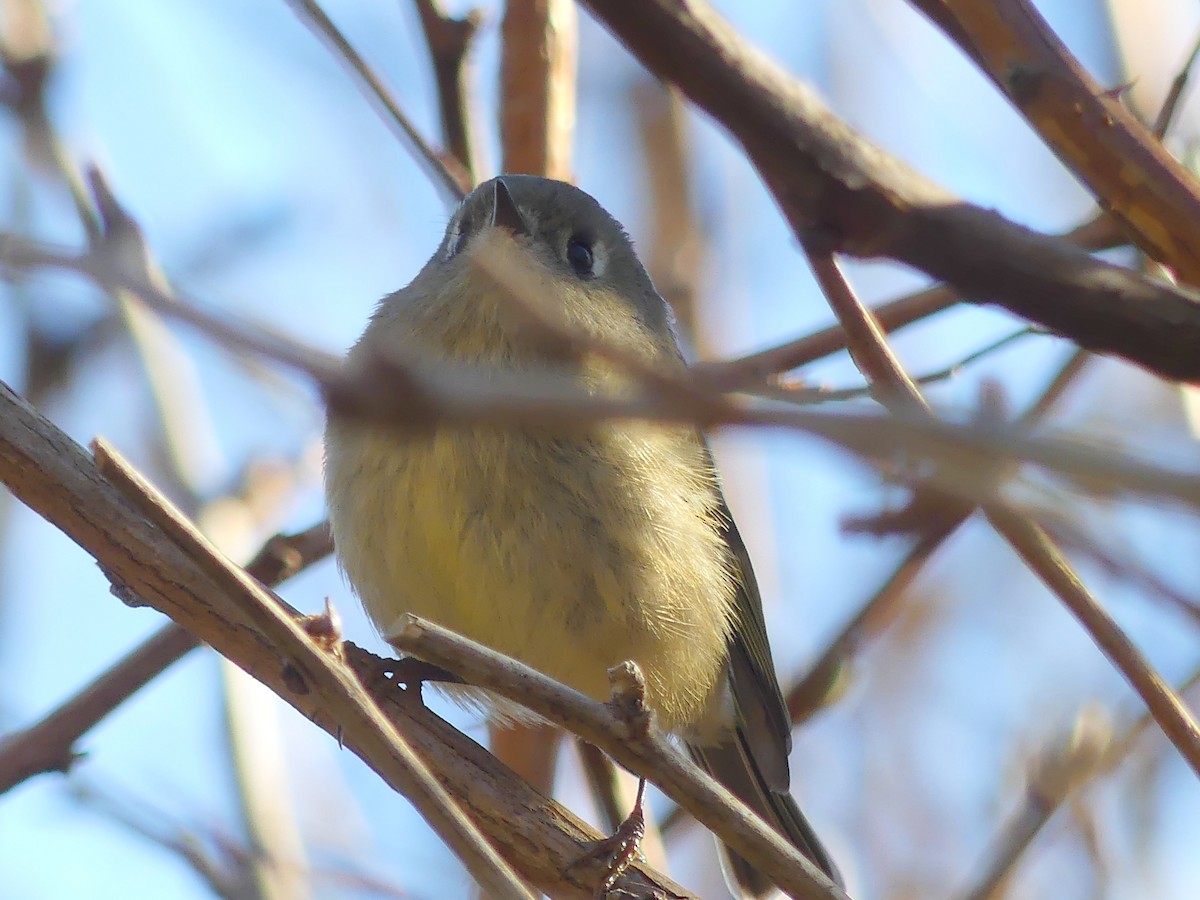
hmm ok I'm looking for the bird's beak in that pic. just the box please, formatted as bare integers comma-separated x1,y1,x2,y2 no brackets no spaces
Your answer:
490,178,528,237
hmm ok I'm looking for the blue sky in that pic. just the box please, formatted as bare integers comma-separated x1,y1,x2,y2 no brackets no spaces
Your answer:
3,1,1200,898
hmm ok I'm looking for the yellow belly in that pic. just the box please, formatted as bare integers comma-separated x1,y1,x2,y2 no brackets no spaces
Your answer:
324,420,737,735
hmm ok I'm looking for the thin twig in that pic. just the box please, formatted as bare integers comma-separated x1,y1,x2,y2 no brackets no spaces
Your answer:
1152,30,1200,139
986,504,1200,782
0,521,332,794
282,0,469,200
412,0,484,181
8,236,1200,514
392,616,848,900
1039,514,1200,628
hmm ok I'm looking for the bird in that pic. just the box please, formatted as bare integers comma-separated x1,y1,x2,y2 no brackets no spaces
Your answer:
324,174,840,897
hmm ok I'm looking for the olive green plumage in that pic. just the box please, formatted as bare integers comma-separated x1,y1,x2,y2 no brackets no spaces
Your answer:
324,175,839,897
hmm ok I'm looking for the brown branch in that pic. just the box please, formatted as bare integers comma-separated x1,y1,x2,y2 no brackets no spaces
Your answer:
0,379,696,899
500,0,577,179
706,216,1117,390
579,0,1200,383
8,235,1200,515
0,522,332,794
959,706,1114,900
412,0,484,182
801,248,927,412
812,250,1200,794
393,617,848,900
91,438,534,900
801,234,1200,838
786,349,1091,726
1151,31,1200,140
907,0,1200,285
636,80,705,349
282,0,469,200
0,624,196,791
986,505,1200,782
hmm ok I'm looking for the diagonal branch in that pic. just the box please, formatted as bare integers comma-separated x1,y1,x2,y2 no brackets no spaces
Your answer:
579,0,1200,383
91,440,534,900
412,0,484,182
394,617,848,900
0,377,716,899
0,522,331,794
907,0,1200,285
985,505,1200,781
797,244,1200,789
282,0,469,200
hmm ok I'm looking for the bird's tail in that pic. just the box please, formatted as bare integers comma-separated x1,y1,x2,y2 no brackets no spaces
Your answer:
689,727,841,898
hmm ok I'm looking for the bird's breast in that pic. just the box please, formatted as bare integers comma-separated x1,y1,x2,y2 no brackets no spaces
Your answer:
324,419,738,734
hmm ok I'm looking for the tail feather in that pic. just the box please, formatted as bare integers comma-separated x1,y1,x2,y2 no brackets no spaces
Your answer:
689,728,841,898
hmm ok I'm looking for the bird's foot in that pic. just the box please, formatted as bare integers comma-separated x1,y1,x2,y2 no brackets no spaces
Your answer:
566,778,647,898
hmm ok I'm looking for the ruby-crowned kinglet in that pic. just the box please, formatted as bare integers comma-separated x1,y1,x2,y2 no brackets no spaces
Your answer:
324,175,840,897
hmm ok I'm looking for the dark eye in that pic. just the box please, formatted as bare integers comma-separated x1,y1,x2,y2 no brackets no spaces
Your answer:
566,236,594,277
451,229,470,255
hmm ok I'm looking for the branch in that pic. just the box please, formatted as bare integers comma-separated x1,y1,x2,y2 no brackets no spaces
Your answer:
91,439,534,900
579,0,1200,383
412,0,484,181
795,233,1200,818
986,505,1200,782
907,0,1200,285
704,214,1118,390
0,379,696,899
6,235,1200,515
0,522,332,794
393,617,848,900
282,0,469,200
500,0,577,179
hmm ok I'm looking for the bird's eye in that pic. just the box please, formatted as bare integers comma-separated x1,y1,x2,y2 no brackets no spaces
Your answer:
566,236,595,277
451,229,470,256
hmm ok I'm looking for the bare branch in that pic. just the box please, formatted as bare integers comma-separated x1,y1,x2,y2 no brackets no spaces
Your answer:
90,439,535,900
282,0,469,200
986,505,1200,782
500,0,577,180
579,0,1200,383
0,522,332,794
412,0,484,181
392,616,848,900
906,0,1200,284
0,381,696,898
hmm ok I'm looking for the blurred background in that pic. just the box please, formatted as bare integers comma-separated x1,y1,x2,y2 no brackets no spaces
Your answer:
2,0,1200,897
